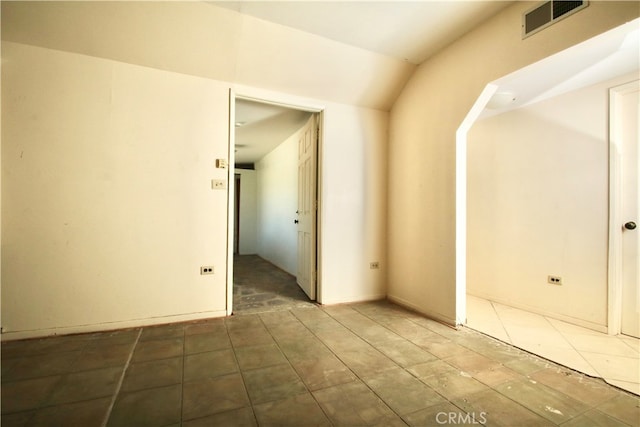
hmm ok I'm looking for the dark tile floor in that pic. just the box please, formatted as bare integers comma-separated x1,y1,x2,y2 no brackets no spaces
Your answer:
1,258,639,426
233,255,317,314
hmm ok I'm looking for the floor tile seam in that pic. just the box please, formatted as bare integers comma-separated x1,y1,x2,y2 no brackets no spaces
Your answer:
449,388,548,425
480,383,575,425
575,348,640,362
180,325,186,425
385,313,454,345
2,339,94,362
400,397,473,423
321,310,410,363
100,327,142,427
541,313,607,373
405,364,484,406
465,325,601,384
493,378,597,421
488,299,514,344
579,347,640,363
592,395,639,426
601,381,640,400
225,318,260,427
0,373,68,419
341,309,461,371
512,344,605,380
618,338,640,355
275,308,404,426
331,316,411,349
585,408,637,427
318,309,455,423
343,366,423,425
184,346,234,357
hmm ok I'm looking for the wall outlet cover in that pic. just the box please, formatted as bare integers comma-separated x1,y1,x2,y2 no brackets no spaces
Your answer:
200,266,214,275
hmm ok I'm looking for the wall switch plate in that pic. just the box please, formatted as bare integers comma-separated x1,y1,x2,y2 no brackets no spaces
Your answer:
370,262,380,269
211,179,227,190
200,266,214,275
216,159,227,169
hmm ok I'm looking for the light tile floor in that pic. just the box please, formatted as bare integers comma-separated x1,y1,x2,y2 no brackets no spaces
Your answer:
466,295,640,395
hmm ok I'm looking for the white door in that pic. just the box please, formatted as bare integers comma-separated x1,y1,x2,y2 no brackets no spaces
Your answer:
296,115,317,300
619,80,639,338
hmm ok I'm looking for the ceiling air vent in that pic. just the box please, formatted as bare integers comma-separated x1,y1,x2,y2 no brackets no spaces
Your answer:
523,1,588,38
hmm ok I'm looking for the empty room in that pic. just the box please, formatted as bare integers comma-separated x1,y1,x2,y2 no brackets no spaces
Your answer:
2,1,639,426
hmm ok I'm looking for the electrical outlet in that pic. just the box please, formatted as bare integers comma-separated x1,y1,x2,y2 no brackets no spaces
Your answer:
370,262,380,269
548,275,562,285
200,266,214,275
211,179,227,190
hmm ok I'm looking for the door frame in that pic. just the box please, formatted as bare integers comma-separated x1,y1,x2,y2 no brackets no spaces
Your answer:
226,89,324,315
607,79,639,335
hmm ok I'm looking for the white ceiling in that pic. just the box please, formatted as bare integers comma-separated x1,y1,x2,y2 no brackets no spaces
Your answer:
223,0,514,163
212,1,513,64
481,19,640,119
225,3,638,164
235,99,312,164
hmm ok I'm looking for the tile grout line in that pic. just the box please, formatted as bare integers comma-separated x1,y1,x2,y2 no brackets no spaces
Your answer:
314,307,434,425
542,313,601,380
489,300,513,344
100,328,142,427
180,325,186,424
225,317,261,426
254,311,338,426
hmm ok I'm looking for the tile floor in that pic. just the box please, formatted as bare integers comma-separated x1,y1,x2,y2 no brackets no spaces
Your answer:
1,257,639,426
466,295,640,396
233,255,316,314
2,300,639,426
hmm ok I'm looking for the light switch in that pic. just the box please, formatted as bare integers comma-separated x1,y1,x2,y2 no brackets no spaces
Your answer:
216,159,228,169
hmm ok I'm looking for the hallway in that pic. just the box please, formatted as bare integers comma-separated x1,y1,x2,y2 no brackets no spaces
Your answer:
233,255,316,314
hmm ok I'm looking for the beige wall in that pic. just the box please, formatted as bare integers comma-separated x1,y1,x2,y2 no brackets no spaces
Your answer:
0,1,413,111
468,72,638,330
236,169,258,255
2,42,230,336
256,126,300,275
2,40,389,338
387,1,640,325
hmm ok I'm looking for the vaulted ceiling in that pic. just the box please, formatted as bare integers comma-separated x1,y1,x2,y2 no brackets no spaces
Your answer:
211,1,513,64
2,1,517,163
2,1,514,111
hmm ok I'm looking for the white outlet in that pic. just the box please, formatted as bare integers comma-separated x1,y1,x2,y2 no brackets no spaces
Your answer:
548,275,562,285
200,266,214,275
211,179,227,190
370,262,380,269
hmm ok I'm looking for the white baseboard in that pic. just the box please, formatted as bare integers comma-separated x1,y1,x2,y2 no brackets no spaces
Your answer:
319,293,387,306
387,295,457,327
1,310,227,342
467,292,608,333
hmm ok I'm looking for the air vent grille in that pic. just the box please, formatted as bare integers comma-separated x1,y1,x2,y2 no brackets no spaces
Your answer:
523,1,588,38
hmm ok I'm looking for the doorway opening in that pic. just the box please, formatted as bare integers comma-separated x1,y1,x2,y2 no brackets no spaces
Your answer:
227,94,323,315
457,20,639,394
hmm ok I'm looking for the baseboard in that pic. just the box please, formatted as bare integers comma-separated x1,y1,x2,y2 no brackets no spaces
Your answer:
387,295,457,327
0,310,228,342
319,293,387,306
467,292,608,333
